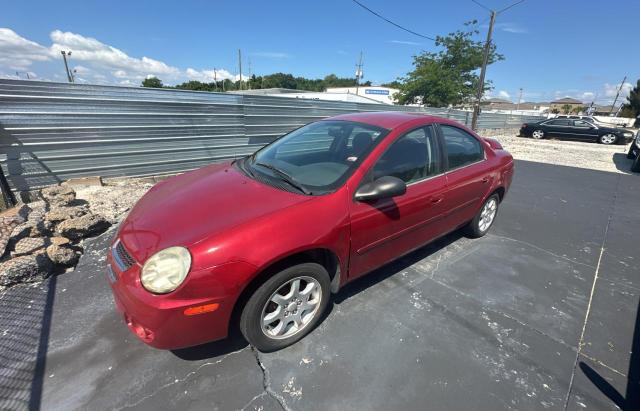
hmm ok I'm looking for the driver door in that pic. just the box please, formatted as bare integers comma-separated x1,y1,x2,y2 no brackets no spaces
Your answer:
348,126,449,279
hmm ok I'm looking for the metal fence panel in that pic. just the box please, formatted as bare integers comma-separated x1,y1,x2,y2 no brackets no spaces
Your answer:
0,79,544,192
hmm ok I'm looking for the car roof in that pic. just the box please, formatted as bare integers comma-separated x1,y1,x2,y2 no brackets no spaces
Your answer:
326,111,443,129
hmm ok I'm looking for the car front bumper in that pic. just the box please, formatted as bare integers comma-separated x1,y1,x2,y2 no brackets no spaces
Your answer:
105,245,257,350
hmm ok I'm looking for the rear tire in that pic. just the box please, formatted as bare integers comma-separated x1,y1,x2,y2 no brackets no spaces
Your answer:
531,129,545,139
464,194,500,238
240,263,330,352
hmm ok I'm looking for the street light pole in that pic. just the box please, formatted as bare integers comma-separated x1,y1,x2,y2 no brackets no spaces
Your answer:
61,51,73,83
471,10,496,131
516,87,523,111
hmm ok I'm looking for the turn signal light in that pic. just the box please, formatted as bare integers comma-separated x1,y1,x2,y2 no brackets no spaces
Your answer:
184,303,220,316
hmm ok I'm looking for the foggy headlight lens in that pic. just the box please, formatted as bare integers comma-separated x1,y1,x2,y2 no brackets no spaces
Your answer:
140,247,191,294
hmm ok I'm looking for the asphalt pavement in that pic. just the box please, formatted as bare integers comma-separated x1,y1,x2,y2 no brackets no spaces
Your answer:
1,159,638,411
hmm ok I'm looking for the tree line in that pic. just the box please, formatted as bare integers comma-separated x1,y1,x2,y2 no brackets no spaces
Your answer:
142,73,373,92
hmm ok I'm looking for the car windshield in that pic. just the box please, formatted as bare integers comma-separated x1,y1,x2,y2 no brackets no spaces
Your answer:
243,120,387,194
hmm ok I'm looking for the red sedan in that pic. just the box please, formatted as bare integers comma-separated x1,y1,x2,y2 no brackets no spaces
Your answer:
106,112,514,351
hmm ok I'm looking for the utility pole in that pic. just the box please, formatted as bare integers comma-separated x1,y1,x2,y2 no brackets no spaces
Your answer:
247,58,252,90
238,49,243,91
471,10,495,130
61,50,73,83
516,88,523,111
213,68,218,92
355,51,364,96
470,0,524,130
610,75,626,115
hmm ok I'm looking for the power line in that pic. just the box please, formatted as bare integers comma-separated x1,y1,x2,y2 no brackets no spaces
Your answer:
351,0,436,41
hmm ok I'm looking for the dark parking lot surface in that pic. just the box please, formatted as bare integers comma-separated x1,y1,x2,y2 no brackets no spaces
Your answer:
1,159,639,411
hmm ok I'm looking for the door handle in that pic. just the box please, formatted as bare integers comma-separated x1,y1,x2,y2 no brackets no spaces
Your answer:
481,176,490,183
431,196,444,204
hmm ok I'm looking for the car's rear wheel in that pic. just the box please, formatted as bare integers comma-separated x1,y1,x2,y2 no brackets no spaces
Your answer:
627,145,636,159
531,129,545,139
632,154,640,173
240,263,330,352
464,194,500,238
599,133,617,145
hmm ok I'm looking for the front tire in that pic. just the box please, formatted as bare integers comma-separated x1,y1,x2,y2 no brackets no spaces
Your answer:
599,133,617,145
464,194,500,238
531,129,545,139
240,263,330,352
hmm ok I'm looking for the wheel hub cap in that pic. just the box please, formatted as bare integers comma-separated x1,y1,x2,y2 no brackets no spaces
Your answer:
261,276,322,339
479,199,497,232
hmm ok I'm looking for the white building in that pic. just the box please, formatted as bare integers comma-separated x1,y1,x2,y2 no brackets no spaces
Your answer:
325,86,400,105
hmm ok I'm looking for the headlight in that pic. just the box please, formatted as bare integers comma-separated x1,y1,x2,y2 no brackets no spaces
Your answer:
635,138,640,148
140,247,191,294
623,132,633,137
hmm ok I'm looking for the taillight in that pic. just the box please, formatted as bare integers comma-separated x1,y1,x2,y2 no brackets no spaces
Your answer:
521,123,527,128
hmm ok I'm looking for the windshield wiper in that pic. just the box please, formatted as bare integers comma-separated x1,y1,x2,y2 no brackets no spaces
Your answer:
254,162,311,195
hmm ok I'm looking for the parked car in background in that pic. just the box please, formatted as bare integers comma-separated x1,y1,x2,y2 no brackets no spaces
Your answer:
627,130,640,172
520,118,634,144
106,112,514,351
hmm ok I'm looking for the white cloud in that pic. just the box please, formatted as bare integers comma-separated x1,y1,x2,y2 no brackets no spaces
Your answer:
603,82,632,99
482,22,527,34
498,90,511,99
0,28,52,70
0,27,244,86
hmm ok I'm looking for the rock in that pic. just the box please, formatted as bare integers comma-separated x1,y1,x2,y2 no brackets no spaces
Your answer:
64,176,103,187
0,204,30,256
46,244,79,266
50,236,71,246
56,213,110,240
13,237,50,256
0,253,54,286
41,185,76,206
12,219,53,239
45,206,87,223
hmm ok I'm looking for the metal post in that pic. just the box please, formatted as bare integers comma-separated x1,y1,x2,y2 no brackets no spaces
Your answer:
355,52,363,96
471,10,496,130
610,75,626,114
61,51,73,83
0,165,17,208
238,49,243,91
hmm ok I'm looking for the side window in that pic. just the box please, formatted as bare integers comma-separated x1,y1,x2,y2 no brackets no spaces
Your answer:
440,125,484,170
574,120,591,127
373,126,440,183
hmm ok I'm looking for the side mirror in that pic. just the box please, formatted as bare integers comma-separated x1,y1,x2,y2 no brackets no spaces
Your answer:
355,176,407,202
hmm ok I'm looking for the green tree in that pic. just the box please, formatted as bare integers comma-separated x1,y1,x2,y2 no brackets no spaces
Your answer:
395,22,504,106
550,108,560,114
572,105,584,114
141,77,163,88
561,104,572,114
620,79,640,118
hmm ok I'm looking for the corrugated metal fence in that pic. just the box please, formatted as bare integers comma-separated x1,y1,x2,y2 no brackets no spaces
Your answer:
0,79,544,193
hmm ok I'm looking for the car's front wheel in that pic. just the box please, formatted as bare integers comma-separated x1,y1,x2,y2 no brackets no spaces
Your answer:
240,263,330,352
531,129,545,139
465,194,500,238
599,133,618,145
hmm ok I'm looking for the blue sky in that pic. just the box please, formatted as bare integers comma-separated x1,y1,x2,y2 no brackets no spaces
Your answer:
2,0,639,104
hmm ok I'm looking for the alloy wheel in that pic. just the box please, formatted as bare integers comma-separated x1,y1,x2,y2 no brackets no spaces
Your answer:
532,130,544,139
260,276,322,339
479,198,498,232
600,134,616,145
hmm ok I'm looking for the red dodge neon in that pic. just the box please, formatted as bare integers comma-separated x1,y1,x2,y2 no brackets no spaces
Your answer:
106,112,514,351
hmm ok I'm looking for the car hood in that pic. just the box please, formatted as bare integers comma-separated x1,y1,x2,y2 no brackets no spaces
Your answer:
117,162,312,263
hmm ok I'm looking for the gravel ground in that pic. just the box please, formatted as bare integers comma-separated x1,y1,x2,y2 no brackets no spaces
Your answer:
73,178,154,224
482,128,637,174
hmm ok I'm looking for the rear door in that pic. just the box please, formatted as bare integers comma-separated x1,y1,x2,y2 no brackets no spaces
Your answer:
348,125,449,279
438,124,492,232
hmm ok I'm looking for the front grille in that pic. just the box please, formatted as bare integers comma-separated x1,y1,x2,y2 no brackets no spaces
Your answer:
112,240,136,271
